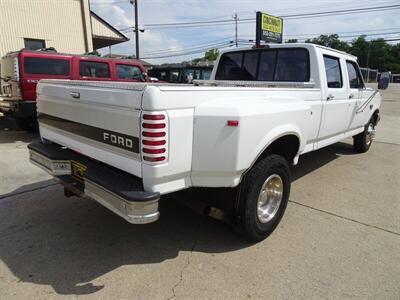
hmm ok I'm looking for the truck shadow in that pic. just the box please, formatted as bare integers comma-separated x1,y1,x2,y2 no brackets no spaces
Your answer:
292,141,356,182
0,141,357,295
0,185,250,295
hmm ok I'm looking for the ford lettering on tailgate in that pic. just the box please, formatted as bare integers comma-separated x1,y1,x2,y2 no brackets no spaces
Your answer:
38,113,139,153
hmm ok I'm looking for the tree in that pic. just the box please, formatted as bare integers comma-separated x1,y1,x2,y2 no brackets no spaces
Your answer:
349,35,369,67
285,39,298,43
302,34,400,72
205,48,219,60
349,37,394,72
305,34,349,52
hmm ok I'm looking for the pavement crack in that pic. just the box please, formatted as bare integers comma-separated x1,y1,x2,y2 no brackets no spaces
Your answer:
289,200,400,237
167,227,199,300
0,183,57,201
374,140,400,146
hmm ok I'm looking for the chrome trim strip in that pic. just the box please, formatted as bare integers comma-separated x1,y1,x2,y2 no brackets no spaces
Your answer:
193,79,316,88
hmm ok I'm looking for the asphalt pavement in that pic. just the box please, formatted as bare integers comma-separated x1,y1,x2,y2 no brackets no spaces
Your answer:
0,84,399,299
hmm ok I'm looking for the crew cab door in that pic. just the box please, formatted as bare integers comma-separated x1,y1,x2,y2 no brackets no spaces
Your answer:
318,54,349,147
345,60,366,130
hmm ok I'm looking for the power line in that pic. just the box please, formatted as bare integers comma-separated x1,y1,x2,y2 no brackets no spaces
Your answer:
140,37,234,54
142,43,233,59
125,8,399,31
239,36,400,44
144,30,400,58
118,4,400,30
142,36,400,60
285,31,400,39
149,30,400,55
283,27,400,37
144,32,400,59
281,4,400,18
142,40,233,56
238,30,400,41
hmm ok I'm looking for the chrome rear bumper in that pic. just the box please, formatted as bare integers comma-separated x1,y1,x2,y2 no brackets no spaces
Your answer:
28,142,160,224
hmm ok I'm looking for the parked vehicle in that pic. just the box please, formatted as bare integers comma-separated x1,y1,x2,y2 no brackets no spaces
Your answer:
28,43,388,241
148,64,213,83
0,49,146,131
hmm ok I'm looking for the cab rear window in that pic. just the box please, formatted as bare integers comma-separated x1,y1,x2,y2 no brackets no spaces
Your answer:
215,48,310,82
24,57,69,75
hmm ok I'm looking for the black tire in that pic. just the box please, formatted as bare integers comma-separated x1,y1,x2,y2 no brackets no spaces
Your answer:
353,118,375,153
15,117,38,133
237,155,290,242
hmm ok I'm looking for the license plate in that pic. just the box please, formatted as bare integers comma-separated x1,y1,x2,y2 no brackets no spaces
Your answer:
71,161,87,183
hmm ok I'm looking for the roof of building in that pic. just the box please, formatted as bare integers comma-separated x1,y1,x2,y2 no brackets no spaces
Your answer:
90,11,129,49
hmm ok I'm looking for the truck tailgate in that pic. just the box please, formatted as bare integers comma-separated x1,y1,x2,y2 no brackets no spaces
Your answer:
37,80,145,177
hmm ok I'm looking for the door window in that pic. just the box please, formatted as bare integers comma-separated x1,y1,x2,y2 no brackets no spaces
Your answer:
346,61,364,89
323,55,342,88
116,64,143,80
79,61,110,78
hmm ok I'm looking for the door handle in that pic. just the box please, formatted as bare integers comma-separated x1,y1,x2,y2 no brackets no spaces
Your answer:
326,94,335,101
349,94,354,99
70,91,80,99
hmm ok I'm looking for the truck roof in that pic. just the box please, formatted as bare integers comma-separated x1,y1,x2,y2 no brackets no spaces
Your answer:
2,49,144,66
220,43,358,60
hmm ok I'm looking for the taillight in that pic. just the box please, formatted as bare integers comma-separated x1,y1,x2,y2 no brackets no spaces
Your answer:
141,112,168,163
142,156,166,162
142,131,166,137
142,148,165,154
142,140,166,146
143,114,165,120
142,123,166,129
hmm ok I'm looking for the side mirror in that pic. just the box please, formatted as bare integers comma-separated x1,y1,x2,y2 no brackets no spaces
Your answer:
378,72,390,90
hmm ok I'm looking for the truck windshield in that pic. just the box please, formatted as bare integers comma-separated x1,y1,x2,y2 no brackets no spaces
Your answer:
215,48,309,82
24,57,69,75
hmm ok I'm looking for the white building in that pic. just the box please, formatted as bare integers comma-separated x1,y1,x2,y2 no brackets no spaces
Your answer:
0,0,128,57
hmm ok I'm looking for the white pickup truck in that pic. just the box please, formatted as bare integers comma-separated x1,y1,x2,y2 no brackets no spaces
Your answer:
28,43,388,241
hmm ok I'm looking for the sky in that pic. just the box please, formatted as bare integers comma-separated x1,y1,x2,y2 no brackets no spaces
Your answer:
89,0,400,64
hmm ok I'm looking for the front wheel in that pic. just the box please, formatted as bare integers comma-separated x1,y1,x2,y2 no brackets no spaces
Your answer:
237,155,290,242
353,118,375,153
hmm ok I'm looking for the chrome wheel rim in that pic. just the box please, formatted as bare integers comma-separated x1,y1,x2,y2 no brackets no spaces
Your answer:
257,174,283,224
366,123,375,146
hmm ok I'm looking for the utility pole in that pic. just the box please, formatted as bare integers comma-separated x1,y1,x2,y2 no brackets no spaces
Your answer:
366,42,371,83
233,13,238,47
130,0,140,59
